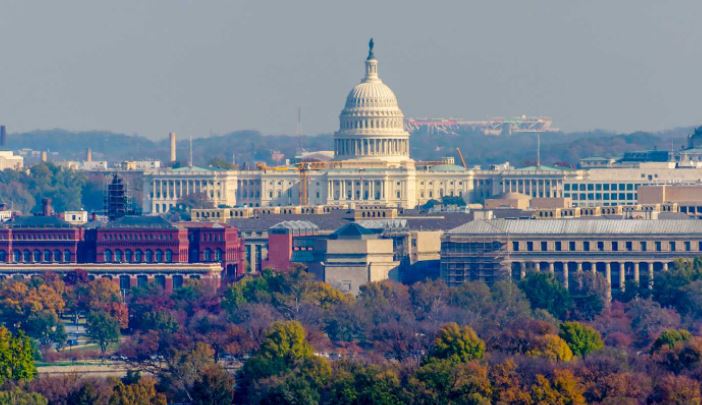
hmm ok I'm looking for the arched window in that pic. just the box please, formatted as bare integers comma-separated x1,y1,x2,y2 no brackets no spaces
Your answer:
13,250,20,263
114,249,123,263
165,249,173,263
104,249,113,262
135,250,143,262
33,250,41,262
215,248,223,261
204,248,212,262
53,250,61,262
64,250,71,262
0,250,6,262
125,249,133,263
43,250,51,262
145,250,154,263
155,250,163,262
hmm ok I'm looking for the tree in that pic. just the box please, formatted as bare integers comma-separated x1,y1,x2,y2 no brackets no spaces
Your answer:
0,327,36,384
408,360,492,404
86,310,120,355
650,328,692,354
109,376,167,405
237,321,330,404
559,321,604,357
0,388,48,405
190,364,235,405
519,273,573,319
531,369,586,405
527,334,574,362
325,363,404,405
428,323,485,364
649,374,702,404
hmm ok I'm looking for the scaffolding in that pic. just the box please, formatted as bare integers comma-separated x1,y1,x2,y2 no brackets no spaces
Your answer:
105,174,128,221
440,235,510,287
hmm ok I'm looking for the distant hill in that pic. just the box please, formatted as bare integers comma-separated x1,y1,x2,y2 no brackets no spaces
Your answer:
5,126,694,168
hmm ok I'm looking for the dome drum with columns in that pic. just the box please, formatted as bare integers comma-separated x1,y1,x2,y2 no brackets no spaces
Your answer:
334,40,411,165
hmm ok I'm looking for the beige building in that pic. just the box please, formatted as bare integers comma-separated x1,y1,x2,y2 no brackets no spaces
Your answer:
442,218,702,300
320,223,399,295
0,151,23,171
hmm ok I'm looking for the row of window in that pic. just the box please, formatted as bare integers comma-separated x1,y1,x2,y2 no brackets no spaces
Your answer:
512,240,697,253
0,249,72,263
564,183,639,192
101,233,175,241
0,233,76,241
103,248,224,263
564,192,636,201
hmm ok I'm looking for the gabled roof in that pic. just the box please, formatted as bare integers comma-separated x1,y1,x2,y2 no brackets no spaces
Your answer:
103,215,176,230
448,218,702,236
8,215,72,229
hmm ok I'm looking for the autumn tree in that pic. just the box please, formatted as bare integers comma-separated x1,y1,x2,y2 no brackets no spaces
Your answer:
527,334,574,362
0,388,48,405
648,374,702,404
109,376,167,405
650,328,692,354
559,321,604,357
530,369,586,405
427,322,485,364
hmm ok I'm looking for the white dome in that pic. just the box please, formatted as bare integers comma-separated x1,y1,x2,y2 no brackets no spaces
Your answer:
334,41,410,164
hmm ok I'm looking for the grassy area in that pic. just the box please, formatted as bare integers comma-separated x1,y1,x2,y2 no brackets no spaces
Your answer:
36,361,96,367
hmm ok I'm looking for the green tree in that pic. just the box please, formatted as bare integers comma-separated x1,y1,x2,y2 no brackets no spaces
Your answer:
0,327,36,384
0,388,47,405
559,321,604,357
519,273,573,319
86,310,120,355
428,323,485,364
650,328,692,354
325,363,404,405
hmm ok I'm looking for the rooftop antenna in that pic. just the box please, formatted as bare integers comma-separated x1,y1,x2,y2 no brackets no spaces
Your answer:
188,136,193,168
536,132,541,168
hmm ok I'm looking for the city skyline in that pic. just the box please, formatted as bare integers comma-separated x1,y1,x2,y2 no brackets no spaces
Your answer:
2,1,702,138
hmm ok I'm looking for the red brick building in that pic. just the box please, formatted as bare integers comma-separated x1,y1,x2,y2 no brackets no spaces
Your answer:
0,216,82,264
181,222,245,281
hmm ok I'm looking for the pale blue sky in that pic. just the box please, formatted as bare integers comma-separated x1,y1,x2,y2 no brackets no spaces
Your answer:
0,1,701,138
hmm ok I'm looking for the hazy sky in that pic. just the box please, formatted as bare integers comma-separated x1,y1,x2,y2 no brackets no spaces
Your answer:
1,1,701,138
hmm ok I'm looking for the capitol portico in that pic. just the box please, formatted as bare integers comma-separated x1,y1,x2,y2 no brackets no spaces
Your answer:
142,40,473,214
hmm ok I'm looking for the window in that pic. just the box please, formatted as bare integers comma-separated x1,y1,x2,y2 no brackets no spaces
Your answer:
597,241,604,251
33,250,41,262
43,250,51,262
165,250,173,262
104,249,113,262
612,241,618,252
569,241,576,251
156,250,164,262
512,242,519,251
541,241,547,251
641,241,647,252
114,249,123,262
685,241,691,252
54,250,61,262
555,241,562,252
146,250,154,263
583,242,590,252
135,250,143,262
669,241,676,252
527,242,534,252
125,249,133,262
204,248,212,261
215,248,223,261
64,250,71,262
655,241,661,252
0,251,5,262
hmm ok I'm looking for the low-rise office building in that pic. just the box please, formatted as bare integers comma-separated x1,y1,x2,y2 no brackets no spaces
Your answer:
441,218,702,299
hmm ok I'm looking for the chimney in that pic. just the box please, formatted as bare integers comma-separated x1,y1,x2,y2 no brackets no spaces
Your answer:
0,125,5,148
169,131,177,163
42,198,53,216
86,148,92,162
40,151,48,162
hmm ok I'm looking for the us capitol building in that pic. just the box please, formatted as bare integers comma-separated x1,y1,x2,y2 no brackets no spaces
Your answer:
142,41,702,215
142,41,473,214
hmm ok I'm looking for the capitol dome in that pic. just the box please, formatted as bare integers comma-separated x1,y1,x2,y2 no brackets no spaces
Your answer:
333,39,411,164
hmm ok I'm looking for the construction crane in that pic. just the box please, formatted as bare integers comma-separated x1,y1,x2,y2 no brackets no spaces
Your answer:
456,147,468,169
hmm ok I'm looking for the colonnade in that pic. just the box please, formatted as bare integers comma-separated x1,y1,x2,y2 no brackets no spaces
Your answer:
334,138,408,158
508,260,675,302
